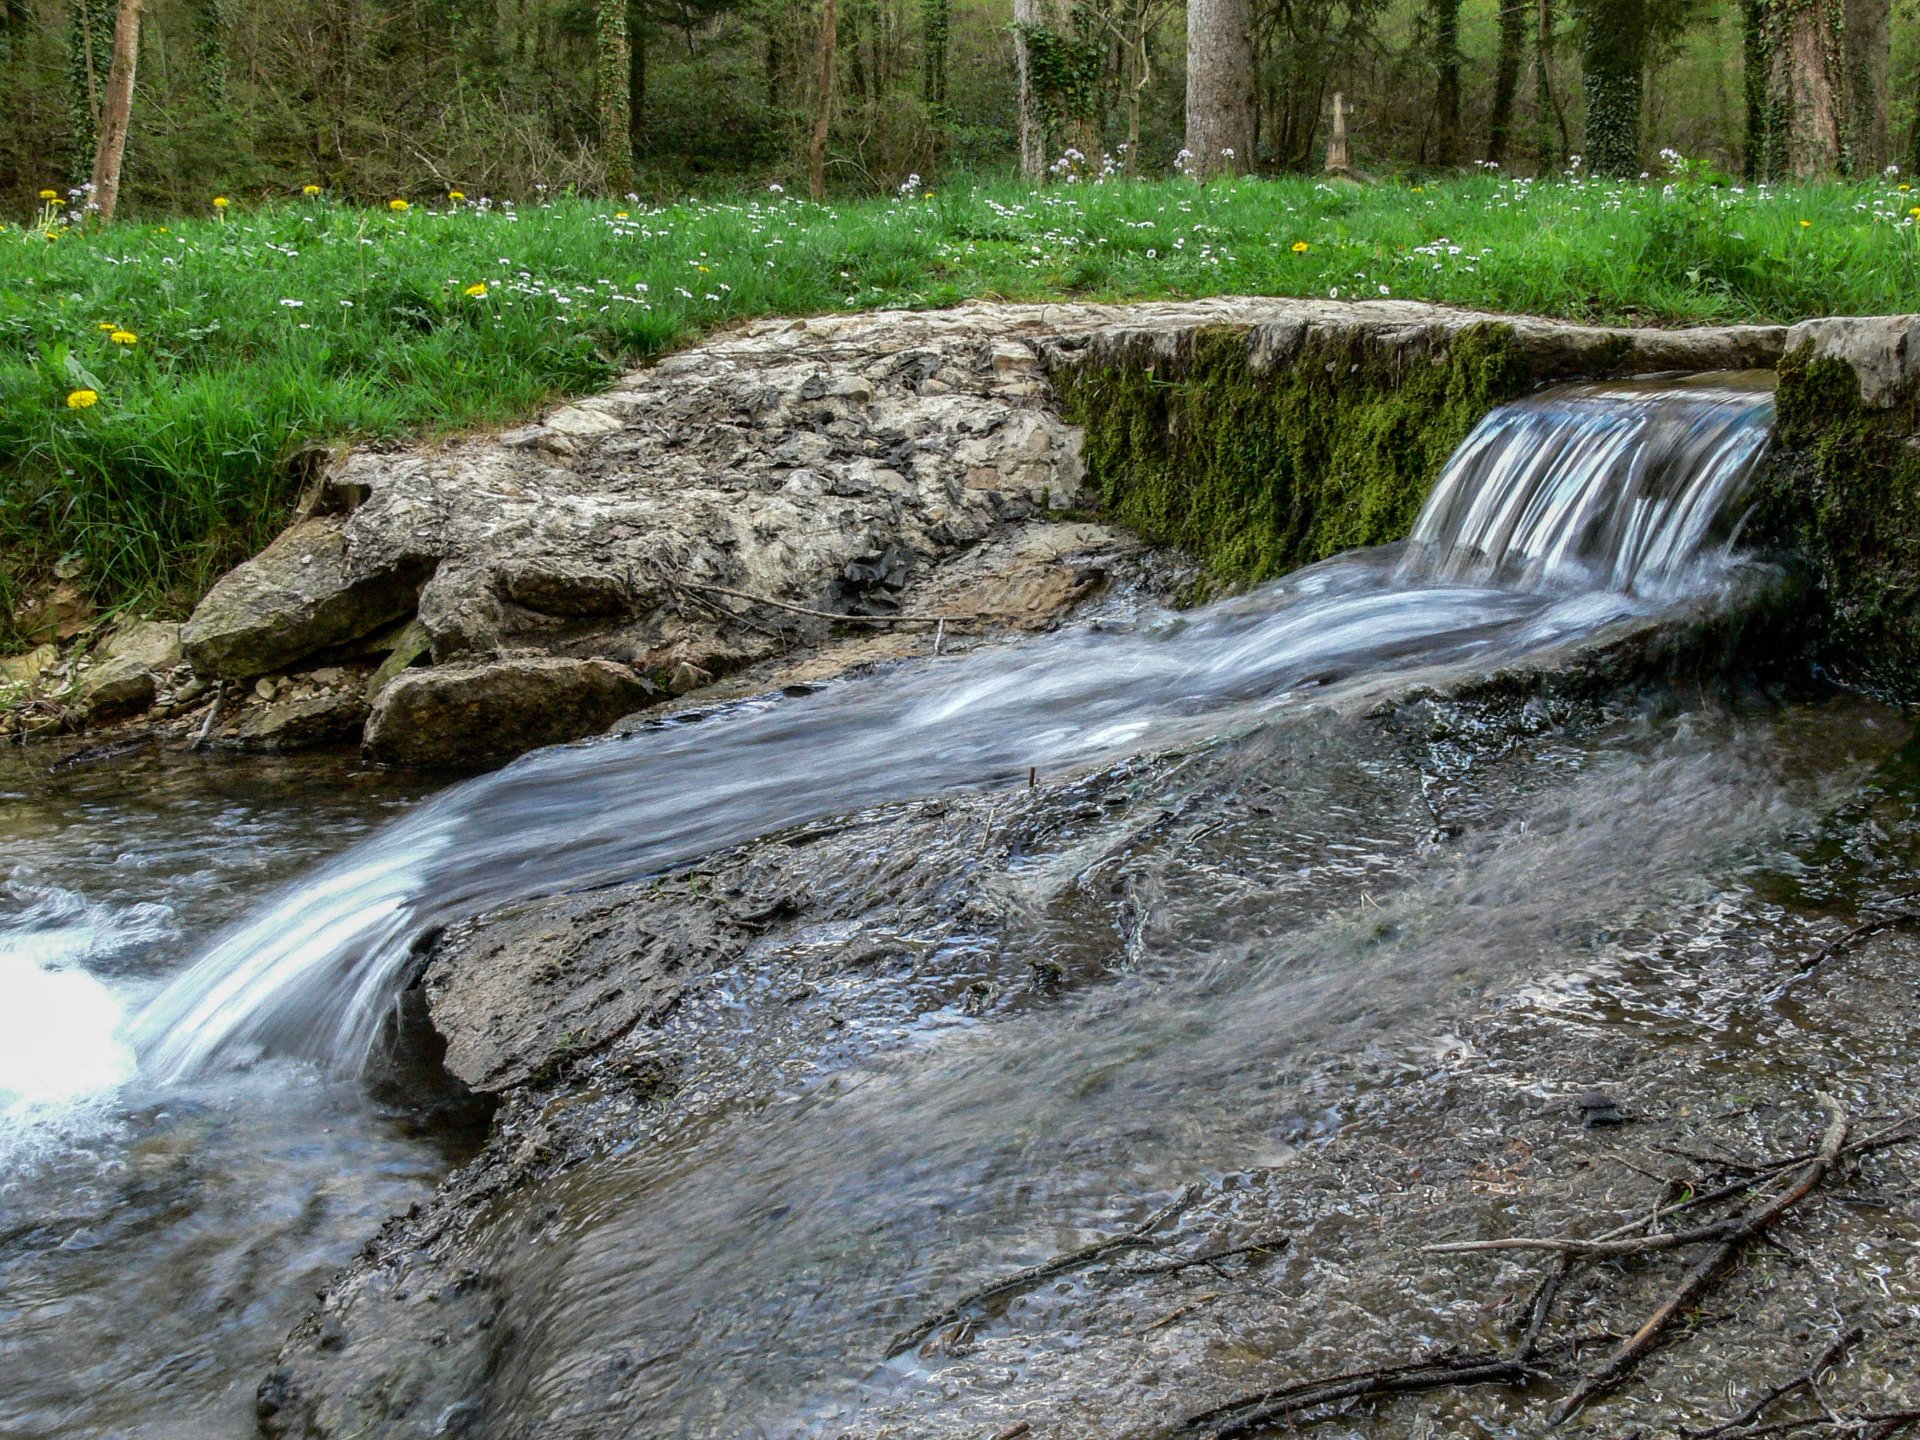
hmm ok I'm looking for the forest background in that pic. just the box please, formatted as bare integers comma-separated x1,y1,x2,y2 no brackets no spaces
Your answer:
5,0,1918,210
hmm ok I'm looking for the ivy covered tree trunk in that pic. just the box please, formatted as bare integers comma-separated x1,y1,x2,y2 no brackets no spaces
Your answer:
191,0,228,108
808,0,836,199
87,0,139,220
1576,0,1647,177
595,0,634,193
66,0,113,181
1487,0,1528,166
1185,0,1253,178
1428,0,1462,167
1012,0,1045,179
1741,0,1772,178
1841,0,1889,173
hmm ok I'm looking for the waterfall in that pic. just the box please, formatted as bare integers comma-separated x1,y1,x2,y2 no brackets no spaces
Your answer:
129,373,1776,1082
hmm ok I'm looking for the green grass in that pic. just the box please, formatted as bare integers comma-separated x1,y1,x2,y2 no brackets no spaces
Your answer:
3,169,1919,642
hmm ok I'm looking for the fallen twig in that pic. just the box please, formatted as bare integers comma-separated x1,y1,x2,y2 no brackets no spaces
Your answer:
1765,915,1920,1002
885,1184,1201,1358
1547,1096,1852,1425
190,682,225,751
1183,1350,1541,1438
1685,1325,1863,1439
1114,1234,1290,1279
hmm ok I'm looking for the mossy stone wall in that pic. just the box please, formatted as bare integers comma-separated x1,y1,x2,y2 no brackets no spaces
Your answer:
1755,347,1920,702
1052,320,1549,595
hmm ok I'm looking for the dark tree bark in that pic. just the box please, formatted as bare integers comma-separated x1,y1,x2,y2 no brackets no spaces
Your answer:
1577,0,1647,177
87,0,139,220
1533,0,1570,170
1742,0,1770,178
1429,0,1462,167
808,0,836,198
626,0,647,161
1487,0,1528,165
1185,0,1254,177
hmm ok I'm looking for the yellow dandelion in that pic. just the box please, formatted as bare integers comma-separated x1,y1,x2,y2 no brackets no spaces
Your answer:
98,322,117,331
213,195,229,208
302,184,322,196
614,211,629,219
389,198,410,212
464,282,488,298
697,264,711,273
66,389,98,409
1411,185,1426,194
448,190,466,202
1291,241,1310,254
1910,206,1920,218
1901,183,1913,192
1799,218,1812,227
109,329,137,345
38,188,58,200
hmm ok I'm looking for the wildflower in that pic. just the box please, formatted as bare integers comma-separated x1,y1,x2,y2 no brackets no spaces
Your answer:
213,196,229,209
279,298,304,308
1799,218,1812,227
448,190,465,202
614,211,629,219
66,389,98,409
389,198,410,212
302,184,321,196
697,264,711,273
1291,240,1310,253
109,329,137,345
464,283,488,298
98,322,116,331
38,188,58,200
1910,206,1920,218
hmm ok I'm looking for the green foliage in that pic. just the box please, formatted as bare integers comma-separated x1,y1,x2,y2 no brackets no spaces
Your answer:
1056,323,1531,590
1,170,1916,641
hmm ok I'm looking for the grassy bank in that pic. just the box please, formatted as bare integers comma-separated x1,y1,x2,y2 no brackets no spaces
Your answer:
4,170,1919,642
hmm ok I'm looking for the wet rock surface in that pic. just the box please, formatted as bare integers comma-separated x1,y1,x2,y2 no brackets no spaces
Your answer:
257,660,1920,1440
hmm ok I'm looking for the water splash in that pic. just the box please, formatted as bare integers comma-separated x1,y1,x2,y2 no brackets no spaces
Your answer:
130,374,1777,1082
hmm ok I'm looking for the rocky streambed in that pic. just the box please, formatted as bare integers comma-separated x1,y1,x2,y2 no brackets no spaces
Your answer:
8,301,1920,1440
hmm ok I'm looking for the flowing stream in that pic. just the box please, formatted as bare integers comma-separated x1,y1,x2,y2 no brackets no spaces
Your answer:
7,370,1898,1438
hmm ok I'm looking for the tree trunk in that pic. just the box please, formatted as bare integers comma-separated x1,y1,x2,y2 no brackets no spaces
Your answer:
595,0,634,193
1842,0,1890,173
808,0,836,199
1185,0,1254,178
1766,0,1842,177
1578,0,1646,177
1533,0,1569,170
1012,0,1045,179
627,0,647,162
1742,0,1771,178
1430,0,1462,167
1487,0,1527,165
87,0,139,221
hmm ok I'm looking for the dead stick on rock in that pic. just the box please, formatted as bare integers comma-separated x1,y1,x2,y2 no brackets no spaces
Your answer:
189,682,225,752
1547,1096,1851,1426
885,1184,1201,1358
1185,1352,1541,1438
1113,1234,1290,1279
1685,1325,1863,1439
1764,915,1920,1002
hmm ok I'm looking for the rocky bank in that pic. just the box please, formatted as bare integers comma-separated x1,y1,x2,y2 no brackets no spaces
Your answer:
1,298,1814,765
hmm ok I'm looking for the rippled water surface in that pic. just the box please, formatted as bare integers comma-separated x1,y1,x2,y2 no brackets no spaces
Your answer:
0,751,456,1440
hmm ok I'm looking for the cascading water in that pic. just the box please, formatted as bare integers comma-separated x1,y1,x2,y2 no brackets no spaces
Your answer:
128,373,1778,1083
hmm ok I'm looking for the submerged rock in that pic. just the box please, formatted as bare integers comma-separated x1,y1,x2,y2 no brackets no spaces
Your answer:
362,656,659,766
180,517,427,680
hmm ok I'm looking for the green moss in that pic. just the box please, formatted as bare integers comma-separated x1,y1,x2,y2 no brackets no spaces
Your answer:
1754,349,1920,701
1054,322,1533,595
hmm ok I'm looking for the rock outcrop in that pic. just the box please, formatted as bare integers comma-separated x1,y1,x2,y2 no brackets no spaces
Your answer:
16,299,1920,759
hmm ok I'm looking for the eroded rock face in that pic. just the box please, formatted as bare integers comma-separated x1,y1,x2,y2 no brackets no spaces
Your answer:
362,657,660,767
180,517,427,680
1785,313,1920,409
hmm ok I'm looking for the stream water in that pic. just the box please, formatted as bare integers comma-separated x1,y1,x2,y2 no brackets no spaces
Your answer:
5,370,1900,1438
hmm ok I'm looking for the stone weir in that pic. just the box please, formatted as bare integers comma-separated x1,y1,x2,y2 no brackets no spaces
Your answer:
14,298,1917,765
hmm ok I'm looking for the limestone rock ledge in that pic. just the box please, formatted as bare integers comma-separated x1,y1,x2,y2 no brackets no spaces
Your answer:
3,298,1830,761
